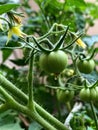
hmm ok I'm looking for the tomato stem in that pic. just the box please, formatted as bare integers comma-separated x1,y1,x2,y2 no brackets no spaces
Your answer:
0,74,68,130
27,50,35,110
32,36,53,53
54,26,69,51
0,87,57,130
90,101,98,130
0,103,8,113
85,48,98,60
65,102,71,112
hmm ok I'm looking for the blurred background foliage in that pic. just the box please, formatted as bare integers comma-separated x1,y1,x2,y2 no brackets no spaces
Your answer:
0,0,98,130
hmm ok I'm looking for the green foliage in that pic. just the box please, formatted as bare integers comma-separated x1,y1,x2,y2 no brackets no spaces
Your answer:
29,121,43,130
2,49,13,62
0,0,98,130
0,4,19,14
0,110,23,130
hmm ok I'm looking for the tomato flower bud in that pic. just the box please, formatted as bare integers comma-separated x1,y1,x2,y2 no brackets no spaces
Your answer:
76,38,86,49
6,24,26,44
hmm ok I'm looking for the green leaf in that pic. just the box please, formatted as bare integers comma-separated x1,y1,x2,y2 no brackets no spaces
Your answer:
41,0,52,8
2,49,13,62
0,4,20,15
82,70,98,83
83,35,98,46
65,0,86,10
0,110,23,130
0,123,23,130
10,58,28,66
29,121,43,130
0,110,14,125
87,126,95,130
86,3,98,19
0,36,7,47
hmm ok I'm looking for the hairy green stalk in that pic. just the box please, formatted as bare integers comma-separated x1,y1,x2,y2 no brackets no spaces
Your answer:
0,86,57,130
90,101,98,130
0,74,68,130
27,52,35,109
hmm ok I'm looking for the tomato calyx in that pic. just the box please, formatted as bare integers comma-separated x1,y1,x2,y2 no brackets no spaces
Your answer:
54,26,69,51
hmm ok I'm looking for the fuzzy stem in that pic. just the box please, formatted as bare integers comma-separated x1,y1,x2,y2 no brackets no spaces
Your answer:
35,102,68,130
0,86,14,103
27,52,35,109
0,74,68,130
0,86,57,130
0,103,8,113
90,101,98,130
65,102,71,112
12,102,57,130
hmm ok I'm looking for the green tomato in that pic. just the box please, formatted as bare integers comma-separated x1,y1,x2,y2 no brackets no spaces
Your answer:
56,89,74,103
76,59,95,74
79,88,91,102
94,87,98,101
90,88,97,101
39,50,68,74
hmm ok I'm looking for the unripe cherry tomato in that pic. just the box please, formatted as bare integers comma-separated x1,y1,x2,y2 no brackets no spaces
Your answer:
94,87,98,101
56,89,74,103
90,88,97,100
39,50,68,74
79,88,91,102
80,87,97,102
76,59,95,74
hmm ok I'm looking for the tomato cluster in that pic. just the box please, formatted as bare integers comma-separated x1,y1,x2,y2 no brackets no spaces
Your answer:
79,87,98,102
76,59,95,74
39,50,68,74
56,89,74,103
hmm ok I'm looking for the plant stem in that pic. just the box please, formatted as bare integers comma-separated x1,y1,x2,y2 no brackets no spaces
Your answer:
28,111,57,130
0,103,8,113
65,102,71,112
57,100,61,120
0,74,68,130
90,101,98,130
12,102,57,130
35,103,68,130
0,86,57,130
0,73,28,104
27,52,35,109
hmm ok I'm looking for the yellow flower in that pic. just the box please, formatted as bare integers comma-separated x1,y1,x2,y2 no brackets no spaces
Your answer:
76,38,86,49
6,24,26,44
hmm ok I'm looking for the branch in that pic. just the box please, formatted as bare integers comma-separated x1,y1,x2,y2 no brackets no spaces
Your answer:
64,102,83,130
27,51,35,110
0,86,14,103
0,73,68,130
0,103,8,113
0,87,57,130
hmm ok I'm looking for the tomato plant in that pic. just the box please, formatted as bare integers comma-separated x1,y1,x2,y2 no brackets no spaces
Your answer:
0,0,98,130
